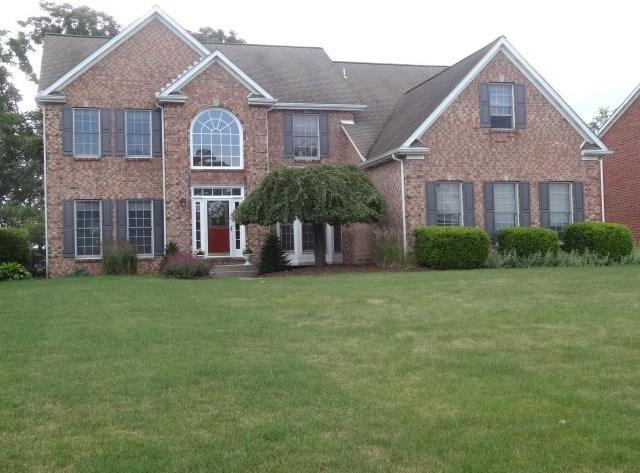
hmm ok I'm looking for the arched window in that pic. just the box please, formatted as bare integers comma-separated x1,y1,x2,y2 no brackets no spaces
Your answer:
191,108,243,168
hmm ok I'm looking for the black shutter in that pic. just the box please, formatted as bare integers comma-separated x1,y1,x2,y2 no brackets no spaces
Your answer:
100,109,111,156
514,84,526,129
573,182,585,222
479,83,490,128
462,182,475,226
426,182,437,225
152,109,162,157
116,200,127,242
115,110,126,156
283,112,293,158
62,107,73,155
519,181,531,226
102,199,113,244
483,182,495,239
153,199,164,255
539,182,550,228
319,112,329,158
63,200,75,257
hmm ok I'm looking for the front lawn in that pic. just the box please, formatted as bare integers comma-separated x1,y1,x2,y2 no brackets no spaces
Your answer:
1,267,639,472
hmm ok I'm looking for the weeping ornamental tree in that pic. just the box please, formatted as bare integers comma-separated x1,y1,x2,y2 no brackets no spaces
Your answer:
234,165,387,266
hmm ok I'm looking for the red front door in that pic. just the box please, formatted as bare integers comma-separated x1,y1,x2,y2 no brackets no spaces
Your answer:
207,201,230,254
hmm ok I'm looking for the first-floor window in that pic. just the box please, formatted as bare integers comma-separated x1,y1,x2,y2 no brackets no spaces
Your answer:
302,223,315,251
127,200,153,255
436,182,463,226
280,223,294,252
549,182,573,232
494,182,519,230
333,225,342,253
75,200,101,257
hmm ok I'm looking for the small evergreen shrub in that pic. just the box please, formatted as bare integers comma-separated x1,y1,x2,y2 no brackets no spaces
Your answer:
374,231,404,269
414,226,490,269
497,227,559,257
563,222,633,260
165,241,179,255
102,242,137,275
486,248,640,269
72,267,91,277
0,262,32,281
258,233,290,274
0,228,31,267
162,252,210,279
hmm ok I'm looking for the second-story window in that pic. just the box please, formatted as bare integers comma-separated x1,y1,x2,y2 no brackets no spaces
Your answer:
293,114,319,158
488,83,514,129
191,108,243,169
126,110,151,157
73,108,100,156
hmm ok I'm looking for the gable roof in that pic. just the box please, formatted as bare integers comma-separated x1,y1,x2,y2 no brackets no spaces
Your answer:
597,82,640,137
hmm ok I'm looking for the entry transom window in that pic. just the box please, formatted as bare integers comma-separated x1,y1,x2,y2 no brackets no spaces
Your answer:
73,108,99,156
489,83,514,129
126,110,151,156
192,186,243,197
127,200,153,255
436,182,463,226
494,182,519,230
549,183,573,232
293,114,319,158
75,200,101,257
191,108,243,168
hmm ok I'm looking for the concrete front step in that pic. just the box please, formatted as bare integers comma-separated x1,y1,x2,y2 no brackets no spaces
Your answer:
213,264,258,278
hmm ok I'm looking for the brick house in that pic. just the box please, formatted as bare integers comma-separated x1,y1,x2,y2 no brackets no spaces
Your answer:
37,7,609,276
598,84,640,242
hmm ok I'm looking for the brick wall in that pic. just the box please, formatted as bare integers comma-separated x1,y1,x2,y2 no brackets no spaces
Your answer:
600,97,640,242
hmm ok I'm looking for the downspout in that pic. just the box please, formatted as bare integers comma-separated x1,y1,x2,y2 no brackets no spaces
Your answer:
160,104,167,251
599,157,606,222
391,154,408,256
42,105,49,277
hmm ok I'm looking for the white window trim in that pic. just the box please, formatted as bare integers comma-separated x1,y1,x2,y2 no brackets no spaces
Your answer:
292,113,320,160
436,181,464,227
190,108,244,171
125,109,153,159
126,200,154,257
276,220,342,265
72,108,101,159
488,83,515,131
74,199,102,259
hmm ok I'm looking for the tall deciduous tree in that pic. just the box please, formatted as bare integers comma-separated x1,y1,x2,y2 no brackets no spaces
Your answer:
189,27,245,44
588,106,612,132
235,165,387,266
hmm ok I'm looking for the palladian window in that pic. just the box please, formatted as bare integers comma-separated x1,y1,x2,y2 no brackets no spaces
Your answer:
191,108,243,169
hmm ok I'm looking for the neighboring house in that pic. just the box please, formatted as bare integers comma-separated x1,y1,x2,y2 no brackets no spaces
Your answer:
37,7,609,276
598,85,640,242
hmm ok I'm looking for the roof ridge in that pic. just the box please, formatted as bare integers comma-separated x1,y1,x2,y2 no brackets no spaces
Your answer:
43,32,111,38
334,60,447,68
205,41,324,50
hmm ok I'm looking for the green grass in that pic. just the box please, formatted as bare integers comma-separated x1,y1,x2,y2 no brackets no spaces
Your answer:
1,267,640,472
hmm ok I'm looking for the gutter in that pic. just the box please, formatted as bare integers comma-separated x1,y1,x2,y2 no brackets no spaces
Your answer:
359,147,429,169
42,106,49,277
600,157,606,222
391,154,408,256
160,104,167,252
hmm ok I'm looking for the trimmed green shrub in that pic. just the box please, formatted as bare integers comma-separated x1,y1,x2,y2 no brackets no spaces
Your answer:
165,241,179,255
563,222,633,260
414,226,490,269
374,231,404,269
162,253,210,279
102,242,137,275
0,228,31,267
497,227,559,257
0,262,32,281
258,233,290,275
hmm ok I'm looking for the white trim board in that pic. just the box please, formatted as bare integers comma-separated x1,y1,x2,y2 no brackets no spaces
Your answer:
400,37,608,154
597,82,640,137
37,6,208,101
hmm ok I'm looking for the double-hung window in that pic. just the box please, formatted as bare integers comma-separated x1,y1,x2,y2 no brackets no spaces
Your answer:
75,200,102,258
126,110,152,157
488,83,514,129
293,114,319,158
436,182,463,226
73,108,100,156
493,182,519,230
279,223,294,252
301,223,315,251
548,183,573,232
127,200,153,255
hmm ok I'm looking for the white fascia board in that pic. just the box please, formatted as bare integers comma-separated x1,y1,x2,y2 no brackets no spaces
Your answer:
158,50,275,101
359,147,430,168
340,124,365,162
597,82,640,137
36,93,67,103
272,103,367,111
400,37,609,153
39,7,208,97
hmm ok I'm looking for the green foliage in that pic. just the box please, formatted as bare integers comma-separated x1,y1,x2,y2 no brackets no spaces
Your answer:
374,231,404,269
258,233,290,275
189,26,245,44
487,248,640,269
162,253,210,279
72,267,91,277
102,242,137,275
497,227,559,257
563,222,633,260
0,227,31,266
165,241,179,255
588,106,612,132
414,226,490,269
0,261,31,280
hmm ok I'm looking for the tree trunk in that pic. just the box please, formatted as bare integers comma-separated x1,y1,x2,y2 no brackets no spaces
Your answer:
312,223,326,266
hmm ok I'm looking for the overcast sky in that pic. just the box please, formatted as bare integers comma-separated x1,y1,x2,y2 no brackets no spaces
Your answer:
3,0,638,121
